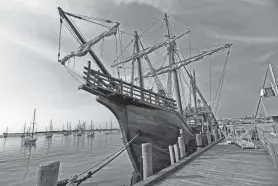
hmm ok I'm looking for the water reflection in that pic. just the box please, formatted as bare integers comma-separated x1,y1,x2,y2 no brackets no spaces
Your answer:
87,136,94,152
2,138,7,151
45,138,52,155
23,145,36,180
0,133,131,186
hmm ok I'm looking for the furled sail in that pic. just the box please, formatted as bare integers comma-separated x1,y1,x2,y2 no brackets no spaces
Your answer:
59,23,120,65
111,30,190,67
144,44,232,77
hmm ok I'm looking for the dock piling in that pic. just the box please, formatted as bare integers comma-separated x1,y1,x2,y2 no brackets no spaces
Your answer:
206,131,211,145
37,161,60,186
213,129,218,141
173,144,180,162
142,143,153,179
196,134,203,151
178,136,186,158
218,129,222,138
168,145,175,165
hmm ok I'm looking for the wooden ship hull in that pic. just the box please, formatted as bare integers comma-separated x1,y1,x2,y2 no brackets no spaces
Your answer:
98,96,194,175
80,68,195,183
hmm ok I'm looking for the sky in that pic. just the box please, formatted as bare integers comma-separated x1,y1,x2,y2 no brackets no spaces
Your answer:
0,0,278,133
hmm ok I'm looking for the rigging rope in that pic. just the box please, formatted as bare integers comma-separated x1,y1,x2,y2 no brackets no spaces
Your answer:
64,66,83,84
214,50,230,114
212,50,229,108
151,143,169,154
140,16,164,37
119,31,127,81
112,39,133,66
76,133,139,185
58,133,139,186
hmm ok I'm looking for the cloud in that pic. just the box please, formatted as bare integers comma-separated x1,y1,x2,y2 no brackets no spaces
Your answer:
215,34,278,45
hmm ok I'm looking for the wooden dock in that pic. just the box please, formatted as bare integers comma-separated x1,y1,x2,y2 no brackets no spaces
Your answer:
135,139,278,186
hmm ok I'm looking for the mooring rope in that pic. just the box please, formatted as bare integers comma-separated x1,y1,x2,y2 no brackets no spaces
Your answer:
57,133,139,186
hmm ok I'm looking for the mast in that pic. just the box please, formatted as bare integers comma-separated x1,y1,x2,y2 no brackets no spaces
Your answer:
50,120,52,133
91,120,93,134
58,7,110,76
192,70,197,124
31,109,36,138
23,122,26,134
269,63,278,95
139,40,166,95
164,13,183,114
110,119,112,133
134,31,144,99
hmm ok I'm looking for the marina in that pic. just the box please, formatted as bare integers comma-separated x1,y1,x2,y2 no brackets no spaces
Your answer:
0,132,130,186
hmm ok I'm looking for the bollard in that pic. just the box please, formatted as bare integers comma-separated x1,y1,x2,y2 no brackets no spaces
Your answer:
196,134,203,151
224,131,228,138
184,134,189,153
206,131,211,145
218,129,222,138
37,161,60,186
179,129,183,136
213,129,218,141
142,143,153,180
178,136,186,158
173,144,180,162
168,145,175,165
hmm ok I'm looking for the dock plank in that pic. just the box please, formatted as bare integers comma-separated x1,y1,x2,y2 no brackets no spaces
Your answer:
154,142,278,186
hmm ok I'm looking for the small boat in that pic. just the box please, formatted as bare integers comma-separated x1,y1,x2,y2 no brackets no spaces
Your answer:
3,127,8,138
87,120,95,137
24,109,37,145
21,122,26,138
45,120,53,138
63,122,71,136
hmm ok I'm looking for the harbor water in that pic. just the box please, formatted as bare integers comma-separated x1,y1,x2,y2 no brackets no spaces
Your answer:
0,132,133,186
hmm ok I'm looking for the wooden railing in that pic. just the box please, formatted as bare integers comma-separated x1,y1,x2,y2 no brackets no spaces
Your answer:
82,64,177,110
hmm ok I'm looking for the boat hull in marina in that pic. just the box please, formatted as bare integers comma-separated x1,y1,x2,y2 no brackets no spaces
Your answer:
24,137,37,145
97,95,195,183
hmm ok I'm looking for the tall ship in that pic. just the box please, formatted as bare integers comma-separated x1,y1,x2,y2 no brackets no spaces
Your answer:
56,7,232,184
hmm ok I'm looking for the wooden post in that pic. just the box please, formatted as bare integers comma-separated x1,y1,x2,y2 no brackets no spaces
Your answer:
142,143,153,180
178,137,186,158
213,129,218,141
173,144,180,162
86,61,91,85
206,131,212,145
179,129,183,136
184,134,189,154
218,129,222,138
168,145,175,165
196,134,202,151
37,161,60,186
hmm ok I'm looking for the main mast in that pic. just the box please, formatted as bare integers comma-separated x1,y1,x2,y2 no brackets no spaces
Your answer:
31,109,36,138
134,31,144,99
164,13,183,114
58,7,110,76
